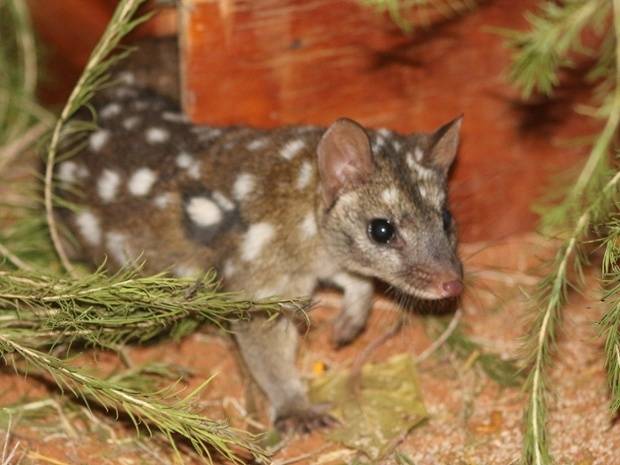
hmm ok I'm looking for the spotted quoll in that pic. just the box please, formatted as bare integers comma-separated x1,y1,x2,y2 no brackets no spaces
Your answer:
55,80,463,431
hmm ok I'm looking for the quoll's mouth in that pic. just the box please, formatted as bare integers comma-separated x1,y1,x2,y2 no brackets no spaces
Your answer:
400,266,464,300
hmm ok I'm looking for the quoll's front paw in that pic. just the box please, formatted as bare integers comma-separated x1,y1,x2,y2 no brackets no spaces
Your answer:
331,312,366,348
274,404,337,434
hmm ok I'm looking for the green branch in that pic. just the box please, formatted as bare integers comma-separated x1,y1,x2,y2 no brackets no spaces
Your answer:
0,335,266,464
44,0,151,276
566,0,620,218
0,266,301,462
506,4,620,460
0,268,300,349
522,170,620,465
600,215,620,415
504,0,608,99
504,0,617,232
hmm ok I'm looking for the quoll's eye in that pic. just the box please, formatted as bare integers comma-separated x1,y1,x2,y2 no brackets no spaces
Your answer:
442,209,452,231
368,218,395,244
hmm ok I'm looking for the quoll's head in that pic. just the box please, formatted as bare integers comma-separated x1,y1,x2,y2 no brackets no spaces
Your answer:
317,116,463,300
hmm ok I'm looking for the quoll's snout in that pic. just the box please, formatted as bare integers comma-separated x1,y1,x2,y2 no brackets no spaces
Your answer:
419,265,463,300
434,264,464,299
404,263,464,300
441,279,463,298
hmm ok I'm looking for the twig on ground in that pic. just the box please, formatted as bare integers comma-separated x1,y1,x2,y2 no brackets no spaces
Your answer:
1,417,21,465
349,315,405,386
0,122,49,175
270,445,335,465
26,452,70,465
416,308,463,363
0,242,34,272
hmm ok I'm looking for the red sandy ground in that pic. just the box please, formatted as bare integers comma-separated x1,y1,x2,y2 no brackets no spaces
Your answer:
1,234,619,465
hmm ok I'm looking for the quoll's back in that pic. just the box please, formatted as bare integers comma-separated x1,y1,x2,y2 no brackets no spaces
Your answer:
56,82,327,285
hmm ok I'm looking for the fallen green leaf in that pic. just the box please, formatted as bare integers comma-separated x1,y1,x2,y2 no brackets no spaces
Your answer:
309,354,427,460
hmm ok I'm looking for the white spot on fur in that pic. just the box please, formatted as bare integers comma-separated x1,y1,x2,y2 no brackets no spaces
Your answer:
186,197,222,227
176,152,193,169
392,140,402,152
241,222,274,261
60,162,88,183
382,187,399,205
153,192,173,209
187,162,201,179
176,152,201,179
173,265,201,278
419,186,427,199
233,173,255,201
413,163,436,181
213,191,235,211
75,211,101,246
255,287,277,299
296,161,313,190
117,71,135,85
57,161,77,183
192,127,221,141
299,212,317,238
122,116,140,130
280,139,305,160
407,150,434,181
406,152,416,170
97,169,120,203
106,231,132,266
100,103,121,119
297,126,318,134
162,111,186,123
223,260,236,278
145,127,170,144
115,87,137,99
246,138,267,151
89,130,109,152
372,135,386,152
128,168,157,196
378,128,392,137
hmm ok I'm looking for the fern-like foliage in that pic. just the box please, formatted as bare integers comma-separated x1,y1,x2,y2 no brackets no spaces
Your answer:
600,214,620,416
504,2,620,464
43,0,152,275
504,0,609,98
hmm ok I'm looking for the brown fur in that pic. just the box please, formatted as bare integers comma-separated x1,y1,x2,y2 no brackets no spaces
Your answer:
55,73,462,430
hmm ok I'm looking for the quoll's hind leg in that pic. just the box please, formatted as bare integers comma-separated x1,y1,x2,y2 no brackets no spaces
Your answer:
233,316,334,433
330,272,374,347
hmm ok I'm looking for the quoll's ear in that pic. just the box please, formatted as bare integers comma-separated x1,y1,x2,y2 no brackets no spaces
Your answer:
424,115,463,173
317,118,374,207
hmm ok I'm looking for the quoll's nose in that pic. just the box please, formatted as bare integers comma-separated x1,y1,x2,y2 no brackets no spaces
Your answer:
442,280,463,298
